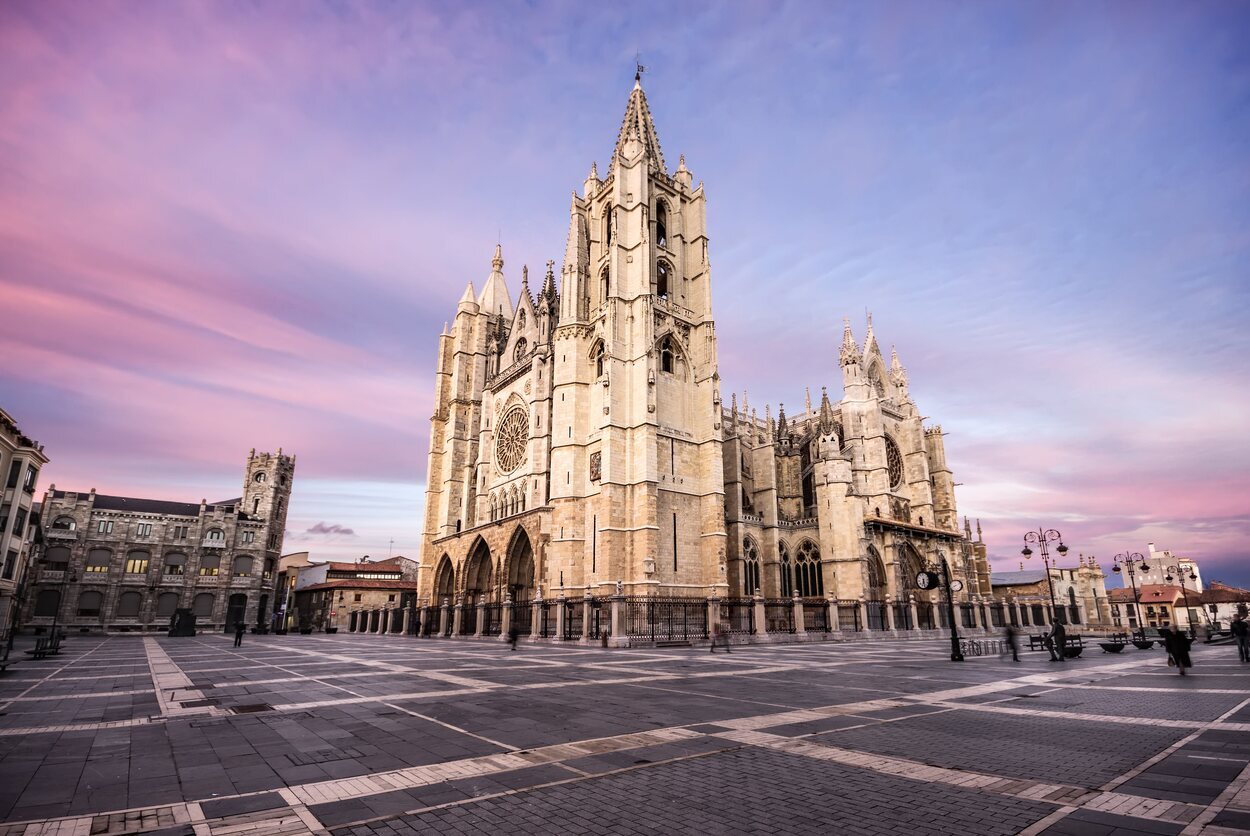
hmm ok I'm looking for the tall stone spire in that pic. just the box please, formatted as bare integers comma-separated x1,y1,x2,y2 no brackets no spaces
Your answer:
804,387,812,414
839,317,862,366
478,244,513,319
610,73,666,173
889,346,908,387
863,311,879,357
818,386,835,433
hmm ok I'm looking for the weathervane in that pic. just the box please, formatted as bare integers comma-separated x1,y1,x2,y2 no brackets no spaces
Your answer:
635,52,646,81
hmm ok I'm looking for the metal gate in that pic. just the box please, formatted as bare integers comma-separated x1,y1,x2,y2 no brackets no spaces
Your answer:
802,599,829,633
720,598,755,634
623,596,708,643
513,600,533,635
563,599,584,640
764,599,795,634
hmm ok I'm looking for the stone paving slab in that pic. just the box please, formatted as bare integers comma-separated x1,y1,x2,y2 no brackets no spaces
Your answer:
0,634,1246,835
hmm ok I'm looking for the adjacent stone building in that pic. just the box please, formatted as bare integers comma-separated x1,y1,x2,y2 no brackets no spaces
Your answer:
416,76,989,627
25,450,294,633
0,408,49,641
990,554,1110,628
293,557,418,632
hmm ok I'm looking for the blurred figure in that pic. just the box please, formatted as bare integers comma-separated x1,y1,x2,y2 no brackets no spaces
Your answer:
1003,623,1019,662
1232,615,1249,663
1160,627,1193,676
1048,620,1067,663
507,625,519,651
233,620,246,648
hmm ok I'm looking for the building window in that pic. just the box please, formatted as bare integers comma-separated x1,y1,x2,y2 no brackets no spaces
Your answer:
0,504,9,533
34,589,60,618
172,525,189,540
263,558,274,580
13,508,27,537
779,542,792,598
116,591,142,618
85,548,111,573
44,546,70,570
656,261,670,299
388,594,396,602
743,537,760,596
2,550,16,580
233,556,254,577
199,554,220,576
253,471,267,483
655,199,667,249
5,461,20,489
96,520,114,535
22,465,38,493
156,592,179,617
794,540,823,597
354,593,362,602
514,338,528,363
164,553,187,576
205,529,225,543
124,551,150,574
192,592,214,617
242,531,255,544
660,337,674,374
136,523,152,538
52,516,76,531
77,591,103,618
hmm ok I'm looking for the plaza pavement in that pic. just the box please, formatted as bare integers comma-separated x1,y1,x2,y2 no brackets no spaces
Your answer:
0,633,1247,835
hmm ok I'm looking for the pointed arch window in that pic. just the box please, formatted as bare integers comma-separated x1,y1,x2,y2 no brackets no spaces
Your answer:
865,548,887,598
779,542,793,598
593,341,605,377
660,337,674,374
743,537,760,596
600,266,610,305
656,261,670,300
604,208,612,246
655,199,668,249
795,540,823,597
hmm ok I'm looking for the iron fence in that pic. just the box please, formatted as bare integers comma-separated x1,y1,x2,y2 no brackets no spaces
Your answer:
865,600,887,631
460,603,477,636
563,599,584,641
763,599,794,634
720,598,756,634
892,602,913,631
538,600,557,638
960,603,975,629
622,596,708,643
390,608,404,633
802,599,830,633
513,601,533,635
916,603,936,631
837,601,861,631
588,598,604,640
482,603,503,637
989,604,1005,628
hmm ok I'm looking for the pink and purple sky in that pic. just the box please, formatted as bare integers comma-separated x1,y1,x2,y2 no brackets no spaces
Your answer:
2,2,1247,584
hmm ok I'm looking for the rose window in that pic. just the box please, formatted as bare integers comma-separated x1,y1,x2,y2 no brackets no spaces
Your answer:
495,407,529,474
885,435,904,489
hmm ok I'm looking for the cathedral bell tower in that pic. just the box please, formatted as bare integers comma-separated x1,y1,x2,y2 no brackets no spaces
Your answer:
548,72,727,595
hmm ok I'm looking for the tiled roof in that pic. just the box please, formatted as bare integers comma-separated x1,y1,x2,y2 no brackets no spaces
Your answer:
1109,584,1184,604
50,490,252,518
298,579,415,592
990,570,1048,586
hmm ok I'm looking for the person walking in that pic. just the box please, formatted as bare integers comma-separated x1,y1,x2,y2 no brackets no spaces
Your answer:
233,620,246,648
1232,615,1250,663
710,623,730,653
507,625,519,651
1160,627,1194,676
1004,623,1020,662
1048,619,1067,663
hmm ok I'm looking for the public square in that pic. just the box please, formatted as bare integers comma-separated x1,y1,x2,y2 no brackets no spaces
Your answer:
0,635,1247,835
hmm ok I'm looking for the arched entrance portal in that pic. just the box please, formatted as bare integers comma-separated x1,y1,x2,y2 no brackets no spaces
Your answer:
225,593,247,633
463,539,493,607
433,554,455,602
506,527,535,604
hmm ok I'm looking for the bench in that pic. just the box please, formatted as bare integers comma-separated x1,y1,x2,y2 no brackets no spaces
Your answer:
24,637,52,659
1026,633,1083,657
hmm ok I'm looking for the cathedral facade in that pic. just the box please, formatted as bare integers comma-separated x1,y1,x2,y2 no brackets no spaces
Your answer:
417,78,988,619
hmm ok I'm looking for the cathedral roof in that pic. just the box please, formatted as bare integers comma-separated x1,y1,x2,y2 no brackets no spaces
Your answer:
610,75,665,174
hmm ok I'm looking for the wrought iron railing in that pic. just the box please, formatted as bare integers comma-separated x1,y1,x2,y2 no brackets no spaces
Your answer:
892,602,913,631
763,599,794,634
865,601,887,631
563,599,584,640
460,604,477,635
837,601,861,631
513,601,533,635
622,596,708,642
720,598,755,634
482,603,503,636
917,603,936,631
802,599,830,633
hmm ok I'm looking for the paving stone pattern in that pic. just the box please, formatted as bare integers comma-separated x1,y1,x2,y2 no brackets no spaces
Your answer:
0,633,1245,835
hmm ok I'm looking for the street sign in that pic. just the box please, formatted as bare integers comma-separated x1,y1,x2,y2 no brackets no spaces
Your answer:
916,571,940,590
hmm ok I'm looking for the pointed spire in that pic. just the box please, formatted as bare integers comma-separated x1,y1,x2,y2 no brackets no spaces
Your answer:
819,385,835,433
839,317,862,366
863,311,879,356
539,259,558,306
743,389,750,415
478,245,513,319
584,162,600,197
458,281,477,306
804,387,812,414
777,403,788,438
675,153,692,189
610,75,665,173
730,392,737,415
889,345,909,387
976,519,983,543
964,516,972,539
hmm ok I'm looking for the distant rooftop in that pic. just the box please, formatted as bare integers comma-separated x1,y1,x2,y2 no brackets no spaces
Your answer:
990,570,1048,586
51,490,252,519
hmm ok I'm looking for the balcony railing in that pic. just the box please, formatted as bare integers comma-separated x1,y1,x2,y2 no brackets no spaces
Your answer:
39,569,65,583
201,538,227,548
45,529,78,541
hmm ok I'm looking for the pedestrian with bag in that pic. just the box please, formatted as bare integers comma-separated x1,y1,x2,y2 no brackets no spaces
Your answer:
1232,615,1249,663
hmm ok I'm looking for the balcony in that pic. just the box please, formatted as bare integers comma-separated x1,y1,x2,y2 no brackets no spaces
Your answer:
45,529,78,541
39,569,65,583
201,538,227,549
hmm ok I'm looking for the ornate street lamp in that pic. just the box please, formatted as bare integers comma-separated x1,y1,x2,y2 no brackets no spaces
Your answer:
1112,552,1148,640
932,550,963,662
1146,563,1198,637
1021,528,1068,624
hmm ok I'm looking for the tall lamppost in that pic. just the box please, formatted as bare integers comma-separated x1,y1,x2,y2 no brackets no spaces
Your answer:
935,550,963,662
1021,528,1068,624
1112,552,1148,640
1147,564,1198,637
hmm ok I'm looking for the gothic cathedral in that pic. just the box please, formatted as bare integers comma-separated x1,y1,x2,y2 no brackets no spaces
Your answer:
418,77,988,615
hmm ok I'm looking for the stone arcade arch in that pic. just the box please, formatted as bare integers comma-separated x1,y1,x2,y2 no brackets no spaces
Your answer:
505,526,535,604
462,538,493,606
433,554,456,602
